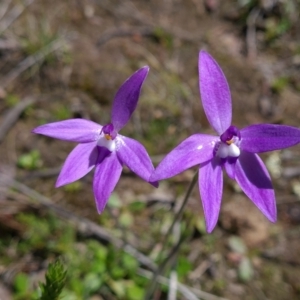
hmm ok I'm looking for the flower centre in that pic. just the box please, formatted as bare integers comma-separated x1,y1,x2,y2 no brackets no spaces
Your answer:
216,125,241,159
97,123,117,152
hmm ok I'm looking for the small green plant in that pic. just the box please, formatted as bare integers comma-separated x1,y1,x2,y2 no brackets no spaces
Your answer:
38,260,67,300
228,236,254,282
271,76,289,94
53,105,72,120
17,150,43,170
21,18,58,58
64,181,82,193
5,94,20,106
13,273,34,300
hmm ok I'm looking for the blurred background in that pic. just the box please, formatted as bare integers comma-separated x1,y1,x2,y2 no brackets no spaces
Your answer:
0,0,300,299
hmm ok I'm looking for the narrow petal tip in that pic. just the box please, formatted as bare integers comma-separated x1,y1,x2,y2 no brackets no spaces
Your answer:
262,209,277,224
150,180,159,188
141,65,150,72
206,222,216,234
199,50,210,60
55,180,63,188
262,209,277,223
111,67,149,131
96,204,105,214
199,50,232,134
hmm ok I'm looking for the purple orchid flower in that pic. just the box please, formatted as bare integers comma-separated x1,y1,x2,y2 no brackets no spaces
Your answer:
150,51,300,233
32,67,157,213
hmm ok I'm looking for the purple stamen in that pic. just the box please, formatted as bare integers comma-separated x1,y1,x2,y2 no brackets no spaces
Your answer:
220,125,241,143
102,123,117,140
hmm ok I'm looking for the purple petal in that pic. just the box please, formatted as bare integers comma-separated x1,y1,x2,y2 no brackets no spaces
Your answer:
32,119,101,143
224,158,237,179
93,151,123,213
116,136,158,187
150,134,218,181
56,142,98,187
235,151,276,222
241,124,300,153
199,158,223,233
111,67,149,131
199,51,232,135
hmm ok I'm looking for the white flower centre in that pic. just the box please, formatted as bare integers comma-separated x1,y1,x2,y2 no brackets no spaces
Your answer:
97,135,116,152
217,143,240,158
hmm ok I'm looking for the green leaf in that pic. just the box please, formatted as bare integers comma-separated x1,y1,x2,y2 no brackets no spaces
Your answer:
194,217,206,234
111,267,126,280
64,181,82,193
126,281,145,300
5,94,20,106
107,193,122,208
119,211,134,228
108,279,126,298
228,236,247,254
17,150,42,170
238,257,254,282
128,201,146,212
122,253,138,272
14,273,30,294
177,256,192,278
83,273,102,294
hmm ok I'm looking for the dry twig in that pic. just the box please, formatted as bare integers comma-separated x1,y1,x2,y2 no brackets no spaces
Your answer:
139,268,229,300
97,27,155,47
0,97,38,144
145,173,198,299
0,281,12,300
168,213,181,300
0,0,13,21
0,38,19,50
0,0,36,36
246,8,260,62
95,0,199,47
0,38,66,88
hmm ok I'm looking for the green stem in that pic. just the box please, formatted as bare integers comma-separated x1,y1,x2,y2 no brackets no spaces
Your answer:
144,172,198,300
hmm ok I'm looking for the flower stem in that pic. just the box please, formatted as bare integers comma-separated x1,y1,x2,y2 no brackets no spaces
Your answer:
144,172,198,300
